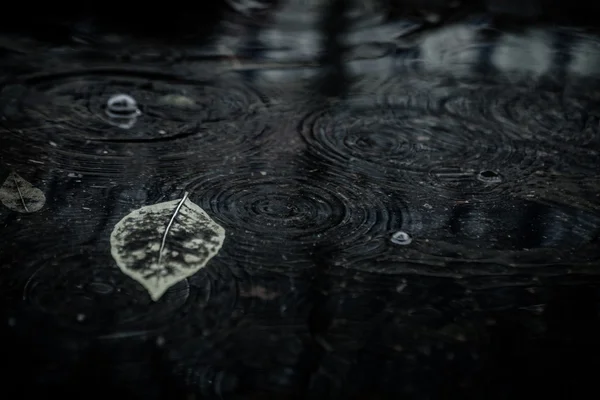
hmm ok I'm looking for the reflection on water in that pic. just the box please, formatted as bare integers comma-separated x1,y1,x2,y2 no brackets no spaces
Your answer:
1,1,600,398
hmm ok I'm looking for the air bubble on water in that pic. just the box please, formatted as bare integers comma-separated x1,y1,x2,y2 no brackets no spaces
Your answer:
105,94,141,129
391,231,412,245
106,94,141,118
76,313,86,322
477,170,502,184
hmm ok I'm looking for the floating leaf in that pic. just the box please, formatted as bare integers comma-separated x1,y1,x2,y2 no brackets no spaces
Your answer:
0,172,46,213
110,192,226,301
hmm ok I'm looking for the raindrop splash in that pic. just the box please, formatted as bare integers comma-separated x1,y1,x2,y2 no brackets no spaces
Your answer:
106,94,141,118
391,231,412,246
105,94,141,129
477,170,502,184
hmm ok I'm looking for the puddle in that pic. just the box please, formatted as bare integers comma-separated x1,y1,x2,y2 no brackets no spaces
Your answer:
1,2,600,398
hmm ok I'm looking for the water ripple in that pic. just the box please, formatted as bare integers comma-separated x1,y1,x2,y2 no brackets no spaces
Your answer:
0,68,273,168
333,198,600,275
20,249,190,335
182,159,406,272
297,95,541,200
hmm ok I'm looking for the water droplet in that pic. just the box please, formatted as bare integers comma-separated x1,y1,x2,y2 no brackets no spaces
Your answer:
477,170,502,184
76,313,86,322
105,94,141,129
106,94,141,119
391,231,412,245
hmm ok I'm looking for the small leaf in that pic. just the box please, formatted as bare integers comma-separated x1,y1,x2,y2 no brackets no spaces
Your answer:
110,193,226,301
0,172,46,213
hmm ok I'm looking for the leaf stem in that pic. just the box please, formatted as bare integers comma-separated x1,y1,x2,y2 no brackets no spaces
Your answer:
158,191,189,264
12,173,29,212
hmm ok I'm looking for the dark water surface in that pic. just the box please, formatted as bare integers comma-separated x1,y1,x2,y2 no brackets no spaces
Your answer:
1,2,600,399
